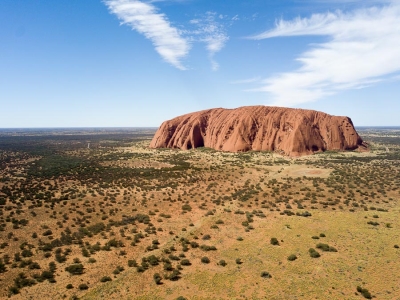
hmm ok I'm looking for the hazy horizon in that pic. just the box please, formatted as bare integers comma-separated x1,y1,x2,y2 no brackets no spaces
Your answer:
1,126,400,130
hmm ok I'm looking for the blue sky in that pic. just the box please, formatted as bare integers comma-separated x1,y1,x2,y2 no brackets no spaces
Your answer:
1,0,400,127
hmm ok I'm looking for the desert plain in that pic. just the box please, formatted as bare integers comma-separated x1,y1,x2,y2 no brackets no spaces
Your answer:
0,127,399,300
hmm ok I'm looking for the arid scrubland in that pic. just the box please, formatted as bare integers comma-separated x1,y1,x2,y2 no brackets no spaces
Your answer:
0,128,399,300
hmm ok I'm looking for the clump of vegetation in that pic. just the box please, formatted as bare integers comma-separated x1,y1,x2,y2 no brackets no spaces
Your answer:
356,286,372,299
367,221,379,226
270,237,279,246
180,259,191,266
65,264,84,275
79,283,89,290
287,254,297,261
153,273,162,285
181,204,192,212
0,128,399,298
100,276,112,282
316,243,337,252
201,257,210,264
261,271,272,278
218,260,227,267
309,248,321,258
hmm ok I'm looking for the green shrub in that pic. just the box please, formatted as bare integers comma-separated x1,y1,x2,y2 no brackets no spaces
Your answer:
65,264,84,275
356,286,372,299
79,283,89,290
147,255,159,266
182,204,192,211
66,283,73,289
287,254,297,261
136,266,145,273
37,270,53,281
153,273,162,285
218,260,227,267
200,245,217,251
190,241,199,248
100,276,112,282
201,257,210,264
8,285,20,295
88,258,96,263
42,230,53,236
270,238,279,246
169,269,180,281
0,259,7,273
309,248,321,258
128,259,138,267
163,262,173,271
261,271,272,278
367,221,379,226
180,259,191,266
316,243,337,252
21,249,33,257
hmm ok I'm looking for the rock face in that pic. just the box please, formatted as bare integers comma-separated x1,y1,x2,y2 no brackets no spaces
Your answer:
150,106,366,156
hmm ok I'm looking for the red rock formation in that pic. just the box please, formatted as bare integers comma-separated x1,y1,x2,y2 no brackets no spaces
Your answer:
150,106,367,156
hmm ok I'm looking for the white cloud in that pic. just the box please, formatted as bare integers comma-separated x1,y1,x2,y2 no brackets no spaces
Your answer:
248,1,400,106
104,0,190,70
188,12,229,71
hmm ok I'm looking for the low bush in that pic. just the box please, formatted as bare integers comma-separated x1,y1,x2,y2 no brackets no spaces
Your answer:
218,259,227,267
309,248,321,258
180,259,191,266
78,283,89,290
153,273,162,285
65,264,84,275
100,276,112,282
270,238,279,246
356,286,372,299
201,257,210,264
261,271,272,278
316,243,337,252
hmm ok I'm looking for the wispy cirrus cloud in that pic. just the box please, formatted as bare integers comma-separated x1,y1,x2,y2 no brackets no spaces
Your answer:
188,12,229,71
104,0,190,70
248,1,400,106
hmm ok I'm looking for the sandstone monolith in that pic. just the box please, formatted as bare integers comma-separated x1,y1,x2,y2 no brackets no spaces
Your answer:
150,106,366,156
